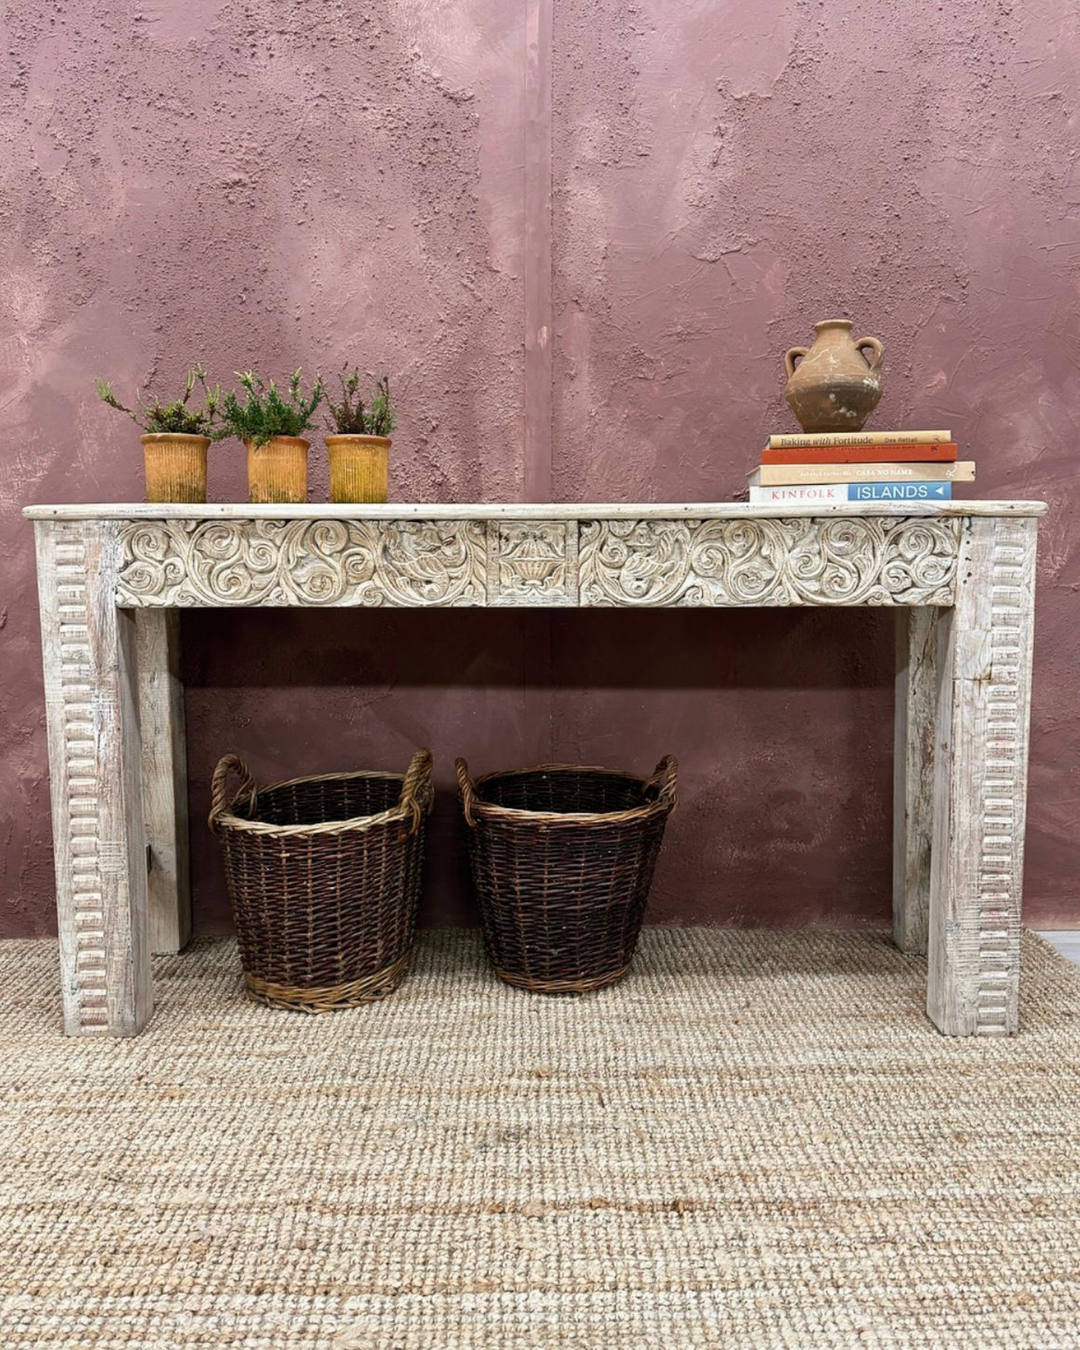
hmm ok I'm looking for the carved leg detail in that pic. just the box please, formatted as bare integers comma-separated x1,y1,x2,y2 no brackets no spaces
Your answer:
893,607,938,954
927,517,1037,1036
35,520,151,1037
137,610,191,954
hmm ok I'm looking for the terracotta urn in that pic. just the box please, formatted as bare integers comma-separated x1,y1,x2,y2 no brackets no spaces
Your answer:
783,320,884,433
325,435,391,504
246,435,309,504
141,433,210,504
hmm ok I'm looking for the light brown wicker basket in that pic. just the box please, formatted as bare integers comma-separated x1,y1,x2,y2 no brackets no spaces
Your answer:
456,756,677,994
209,750,433,1012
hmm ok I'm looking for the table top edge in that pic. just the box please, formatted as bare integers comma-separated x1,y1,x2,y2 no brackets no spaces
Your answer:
23,501,1050,521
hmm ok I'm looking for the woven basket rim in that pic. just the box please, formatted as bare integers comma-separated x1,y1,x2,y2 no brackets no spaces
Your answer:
215,767,431,838
467,761,673,828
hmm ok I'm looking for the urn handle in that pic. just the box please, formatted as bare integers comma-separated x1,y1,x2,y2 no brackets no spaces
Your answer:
855,335,884,375
784,346,809,379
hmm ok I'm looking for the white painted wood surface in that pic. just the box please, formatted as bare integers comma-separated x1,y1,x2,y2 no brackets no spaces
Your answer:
25,500,1049,522
110,515,965,609
136,610,191,954
927,516,1038,1035
33,520,151,1036
892,608,938,954
26,503,1043,1037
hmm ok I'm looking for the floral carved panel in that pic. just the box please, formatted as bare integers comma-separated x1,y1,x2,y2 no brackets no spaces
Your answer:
116,519,488,607
578,517,962,607
116,514,963,610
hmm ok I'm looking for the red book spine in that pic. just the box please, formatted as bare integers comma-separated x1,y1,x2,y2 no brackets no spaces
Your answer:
761,443,958,465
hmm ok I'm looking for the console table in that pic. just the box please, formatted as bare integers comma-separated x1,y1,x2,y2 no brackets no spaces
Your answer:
25,501,1044,1038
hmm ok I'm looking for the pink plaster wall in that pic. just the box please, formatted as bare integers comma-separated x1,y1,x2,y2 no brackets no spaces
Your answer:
2,0,1079,937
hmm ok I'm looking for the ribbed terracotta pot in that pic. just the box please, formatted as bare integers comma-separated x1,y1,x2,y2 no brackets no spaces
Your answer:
246,436,309,504
141,434,210,504
326,435,391,504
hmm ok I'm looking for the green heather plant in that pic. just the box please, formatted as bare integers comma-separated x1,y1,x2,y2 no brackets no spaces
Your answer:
95,365,225,437
326,369,396,437
220,370,325,449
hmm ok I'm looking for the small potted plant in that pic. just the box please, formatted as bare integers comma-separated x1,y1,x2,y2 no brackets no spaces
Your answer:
95,365,223,503
324,370,396,503
220,370,324,504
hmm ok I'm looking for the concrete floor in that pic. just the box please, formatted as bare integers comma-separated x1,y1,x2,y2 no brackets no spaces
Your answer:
1039,932,1080,968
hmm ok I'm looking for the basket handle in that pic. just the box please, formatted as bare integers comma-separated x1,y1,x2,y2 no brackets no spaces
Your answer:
399,748,434,835
208,754,258,834
643,755,678,808
455,757,480,828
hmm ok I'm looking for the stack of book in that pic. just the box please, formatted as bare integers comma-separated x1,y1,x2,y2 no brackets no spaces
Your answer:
747,430,974,505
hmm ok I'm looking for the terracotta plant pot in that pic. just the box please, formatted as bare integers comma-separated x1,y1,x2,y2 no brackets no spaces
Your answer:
783,319,884,433
141,433,210,504
325,435,391,504
246,436,309,504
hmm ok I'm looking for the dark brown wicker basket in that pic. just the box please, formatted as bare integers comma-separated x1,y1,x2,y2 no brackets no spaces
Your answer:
456,756,677,994
209,750,433,1012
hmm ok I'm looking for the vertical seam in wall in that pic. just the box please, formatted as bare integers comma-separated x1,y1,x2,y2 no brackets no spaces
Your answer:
524,0,553,504
523,0,555,759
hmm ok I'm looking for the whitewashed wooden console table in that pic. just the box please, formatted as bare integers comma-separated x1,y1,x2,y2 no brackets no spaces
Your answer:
26,501,1044,1039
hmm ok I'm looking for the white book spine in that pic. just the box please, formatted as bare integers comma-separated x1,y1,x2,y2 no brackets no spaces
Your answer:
749,485,849,505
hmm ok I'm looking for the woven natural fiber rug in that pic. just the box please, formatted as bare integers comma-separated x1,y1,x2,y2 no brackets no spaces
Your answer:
1,930,1079,1349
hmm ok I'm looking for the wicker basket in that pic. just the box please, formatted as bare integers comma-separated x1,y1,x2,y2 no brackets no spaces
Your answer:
456,756,677,994
209,750,433,1012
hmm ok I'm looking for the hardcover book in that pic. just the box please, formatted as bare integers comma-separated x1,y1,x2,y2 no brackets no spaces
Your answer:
767,430,951,449
750,460,975,486
762,443,958,465
749,482,953,505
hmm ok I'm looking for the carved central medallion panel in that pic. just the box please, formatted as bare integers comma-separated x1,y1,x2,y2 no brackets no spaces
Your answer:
488,521,578,606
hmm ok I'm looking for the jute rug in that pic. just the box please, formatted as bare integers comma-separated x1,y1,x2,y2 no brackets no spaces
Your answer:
1,930,1079,1349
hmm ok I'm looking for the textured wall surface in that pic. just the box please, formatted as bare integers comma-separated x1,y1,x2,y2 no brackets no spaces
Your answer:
2,0,1078,936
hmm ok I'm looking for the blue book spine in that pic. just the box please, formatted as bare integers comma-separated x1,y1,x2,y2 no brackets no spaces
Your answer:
846,482,953,502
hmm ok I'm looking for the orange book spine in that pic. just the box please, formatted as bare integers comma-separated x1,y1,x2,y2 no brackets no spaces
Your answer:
761,442,958,465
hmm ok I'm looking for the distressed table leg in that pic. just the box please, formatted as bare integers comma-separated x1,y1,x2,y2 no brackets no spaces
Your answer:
34,520,151,1037
893,608,939,954
136,609,191,954
927,517,1038,1036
